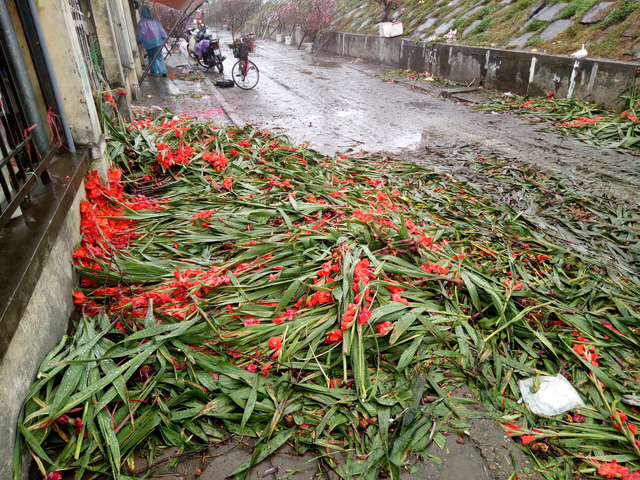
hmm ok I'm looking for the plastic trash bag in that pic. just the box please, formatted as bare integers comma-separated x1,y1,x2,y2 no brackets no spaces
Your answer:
519,374,585,416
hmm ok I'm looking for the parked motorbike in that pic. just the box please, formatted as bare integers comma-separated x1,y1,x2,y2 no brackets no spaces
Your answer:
187,26,225,73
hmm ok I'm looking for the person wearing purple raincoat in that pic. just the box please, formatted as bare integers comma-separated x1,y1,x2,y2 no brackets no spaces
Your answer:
137,6,168,77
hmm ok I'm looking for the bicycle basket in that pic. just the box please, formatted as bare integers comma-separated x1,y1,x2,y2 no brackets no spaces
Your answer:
235,43,249,60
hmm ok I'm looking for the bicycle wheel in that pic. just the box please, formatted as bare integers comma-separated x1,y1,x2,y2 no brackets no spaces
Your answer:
215,55,224,73
232,60,259,90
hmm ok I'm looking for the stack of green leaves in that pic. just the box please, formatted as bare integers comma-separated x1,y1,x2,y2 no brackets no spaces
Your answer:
478,88,640,152
16,106,640,480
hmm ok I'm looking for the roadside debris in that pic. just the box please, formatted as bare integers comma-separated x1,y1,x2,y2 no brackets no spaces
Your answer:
15,96,640,480
519,374,585,416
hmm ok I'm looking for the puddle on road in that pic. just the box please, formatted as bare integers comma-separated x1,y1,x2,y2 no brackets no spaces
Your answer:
389,131,423,152
335,110,363,118
310,58,340,68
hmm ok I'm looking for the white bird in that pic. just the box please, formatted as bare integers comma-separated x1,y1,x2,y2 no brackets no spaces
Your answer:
571,44,587,58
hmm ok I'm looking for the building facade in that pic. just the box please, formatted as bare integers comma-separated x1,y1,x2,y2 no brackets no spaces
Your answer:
0,1,143,477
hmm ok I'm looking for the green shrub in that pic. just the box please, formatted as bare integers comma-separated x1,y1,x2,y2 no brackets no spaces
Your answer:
474,17,492,33
601,0,639,27
557,0,598,20
480,4,499,17
526,35,544,46
501,0,539,21
525,19,550,32
452,17,471,30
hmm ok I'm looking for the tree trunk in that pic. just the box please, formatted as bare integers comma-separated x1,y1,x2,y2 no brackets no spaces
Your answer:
265,24,278,40
297,32,307,49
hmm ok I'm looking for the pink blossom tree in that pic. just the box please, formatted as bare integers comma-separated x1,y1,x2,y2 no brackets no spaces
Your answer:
213,0,262,40
370,0,404,22
276,0,300,36
296,0,344,47
254,0,284,38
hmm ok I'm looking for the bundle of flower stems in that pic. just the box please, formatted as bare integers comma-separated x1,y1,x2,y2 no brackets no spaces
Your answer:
479,89,640,153
16,105,640,480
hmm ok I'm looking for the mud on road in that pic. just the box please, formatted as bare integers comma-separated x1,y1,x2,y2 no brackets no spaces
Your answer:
183,33,639,207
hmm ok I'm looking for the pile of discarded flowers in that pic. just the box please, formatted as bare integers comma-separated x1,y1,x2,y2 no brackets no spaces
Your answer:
16,104,640,480
480,90,640,154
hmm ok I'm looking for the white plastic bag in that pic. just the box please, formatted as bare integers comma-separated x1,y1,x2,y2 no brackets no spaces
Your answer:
519,374,585,416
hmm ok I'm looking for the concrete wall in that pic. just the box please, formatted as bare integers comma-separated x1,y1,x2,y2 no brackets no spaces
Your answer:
253,24,640,110
37,0,103,146
0,178,85,480
327,32,639,110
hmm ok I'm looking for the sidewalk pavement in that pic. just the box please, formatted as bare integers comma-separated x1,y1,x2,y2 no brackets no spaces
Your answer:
135,44,244,127
130,46,544,480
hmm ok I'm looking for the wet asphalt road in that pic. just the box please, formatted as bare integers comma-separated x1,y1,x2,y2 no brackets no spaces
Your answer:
162,31,640,204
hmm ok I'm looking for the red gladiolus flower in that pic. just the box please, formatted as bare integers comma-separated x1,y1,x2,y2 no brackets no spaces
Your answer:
613,410,629,424
268,336,282,358
377,321,393,335
307,290,333,307
358,307,372,325
420,261,450,276
391,292,408,305
74,418,86,435
268,337,282,350
246,363,258,373
193,209,215,227
520,435,536,446
573,413,586,423
340,303,357,330
586,352,599,367
622,471,640,480
44,473,63,480
601,321,623,336
630,423,637,435
329,378,339,388
325,329,343,344
72,290,87,306
501,421,522,436
262,363,272,377
222,178,232,190
55,414,69,425
598,459,630,478
387,285,406,294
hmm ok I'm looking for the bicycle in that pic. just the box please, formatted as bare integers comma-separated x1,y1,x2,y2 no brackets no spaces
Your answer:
187,27,224,73
230,36,259,90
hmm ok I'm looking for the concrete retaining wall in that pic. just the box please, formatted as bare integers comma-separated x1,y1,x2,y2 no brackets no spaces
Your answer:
250,24,640,110
0,152,89,480
326,32,639,110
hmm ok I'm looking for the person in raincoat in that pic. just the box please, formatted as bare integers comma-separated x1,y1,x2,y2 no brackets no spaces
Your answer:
137,6,168,77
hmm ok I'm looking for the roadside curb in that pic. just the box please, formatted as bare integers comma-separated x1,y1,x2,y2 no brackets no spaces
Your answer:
202,76,246,129
177,48,246,129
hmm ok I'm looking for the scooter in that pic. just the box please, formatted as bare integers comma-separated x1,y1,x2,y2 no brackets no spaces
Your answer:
187,26,225,73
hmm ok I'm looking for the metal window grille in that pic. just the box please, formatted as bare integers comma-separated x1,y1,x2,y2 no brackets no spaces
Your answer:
0,41,55,228
107,0,134,71
68,0,102,91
